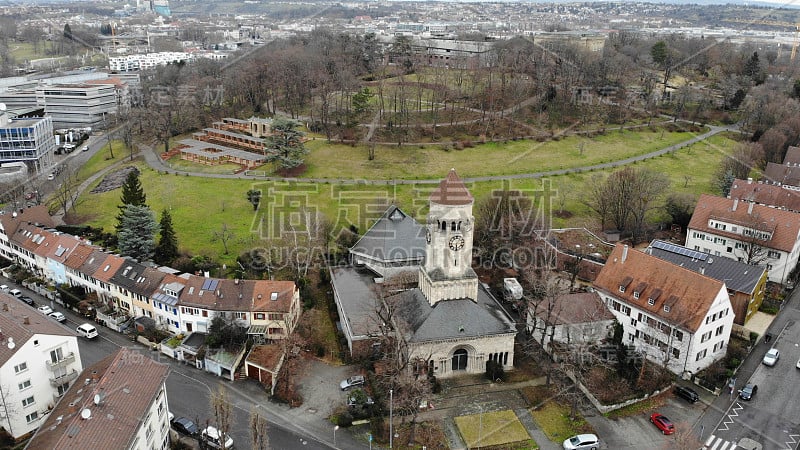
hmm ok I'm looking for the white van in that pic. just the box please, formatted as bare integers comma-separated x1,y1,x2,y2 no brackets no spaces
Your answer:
76,323,98,339
201,426,234,449
8,288,22,298
0,285,8,292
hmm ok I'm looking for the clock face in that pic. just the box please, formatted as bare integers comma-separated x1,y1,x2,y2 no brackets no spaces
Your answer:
449,235,465,251
426,228,431,244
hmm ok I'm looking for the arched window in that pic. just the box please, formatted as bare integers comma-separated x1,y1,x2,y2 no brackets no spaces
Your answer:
451,221,456,231
457,221,462,231
452,349,468,371
440,221,446,231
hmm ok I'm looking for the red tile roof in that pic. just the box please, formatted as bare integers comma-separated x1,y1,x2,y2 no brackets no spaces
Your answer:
27,347,170,450
593,244,726,332
63,243,95,269
93,254,127,283
430,169,473,206
729,179,800,213
688,194,800,253
179,275,296,313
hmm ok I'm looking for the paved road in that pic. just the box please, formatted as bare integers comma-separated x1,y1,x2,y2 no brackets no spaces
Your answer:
695,287,800,450
0,279,350,449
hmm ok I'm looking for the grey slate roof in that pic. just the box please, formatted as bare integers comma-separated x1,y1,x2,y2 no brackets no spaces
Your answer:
330,266,387,338
646,239,765,295
350,205,426,264
392,283,516,343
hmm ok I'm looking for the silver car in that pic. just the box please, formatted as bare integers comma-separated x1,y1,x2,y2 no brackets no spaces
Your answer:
763,348,780,366
339,375,365,391
563,433,599,450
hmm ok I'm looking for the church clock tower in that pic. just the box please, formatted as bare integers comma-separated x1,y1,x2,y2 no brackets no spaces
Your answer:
419,169,479,306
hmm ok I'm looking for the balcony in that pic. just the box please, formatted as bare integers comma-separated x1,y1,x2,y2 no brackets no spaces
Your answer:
46,353,76,371
49,369,79,387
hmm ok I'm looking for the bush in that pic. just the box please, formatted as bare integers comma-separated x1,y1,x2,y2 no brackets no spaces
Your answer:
336,411,353,427
749,331,759,343
485,360,506,382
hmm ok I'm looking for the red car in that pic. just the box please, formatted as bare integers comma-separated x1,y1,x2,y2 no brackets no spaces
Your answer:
650,412,675,435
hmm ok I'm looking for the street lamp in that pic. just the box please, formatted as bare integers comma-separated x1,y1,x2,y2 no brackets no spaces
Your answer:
389,389,393,449
333,425,339,447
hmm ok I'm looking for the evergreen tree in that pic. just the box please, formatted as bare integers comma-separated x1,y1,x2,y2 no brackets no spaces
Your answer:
116,170,147,232
650,41,668,66
118,205,159,261
63,24,72,41
154,209,178,265
267,118,308,169
119,170,147,207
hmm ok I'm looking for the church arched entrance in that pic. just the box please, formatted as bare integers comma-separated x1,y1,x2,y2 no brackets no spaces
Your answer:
452,349,468,371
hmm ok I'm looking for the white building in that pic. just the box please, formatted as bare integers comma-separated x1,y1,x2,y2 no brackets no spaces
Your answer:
593,244,734,377
527,291,615,354
36,83,119,129
0,298,83,440
27,347,171,450
686,194,800,284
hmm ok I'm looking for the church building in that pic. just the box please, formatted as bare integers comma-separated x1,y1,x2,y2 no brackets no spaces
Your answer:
330,169,517,377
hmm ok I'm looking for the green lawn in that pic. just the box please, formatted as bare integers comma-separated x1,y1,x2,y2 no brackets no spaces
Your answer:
76,140,131,181
71,132,738,264
530,402,594,443
303,128,705,180
454,410,534,449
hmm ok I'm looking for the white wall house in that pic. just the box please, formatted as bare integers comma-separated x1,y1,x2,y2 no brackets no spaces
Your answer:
527,291,615,353
0,299,83,440
593,244,734,377
27,347,171,450
686,194,800,284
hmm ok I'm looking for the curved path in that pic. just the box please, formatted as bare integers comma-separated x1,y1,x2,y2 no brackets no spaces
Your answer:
138,123,738,185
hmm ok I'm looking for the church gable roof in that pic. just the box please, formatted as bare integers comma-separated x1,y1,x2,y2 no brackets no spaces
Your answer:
430,169,473,206
350,205,426,263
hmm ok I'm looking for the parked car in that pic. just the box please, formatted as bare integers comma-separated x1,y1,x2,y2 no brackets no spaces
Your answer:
9,288,22,298
0,284,8,292
674,385,699,403
200,426,234,449
19,296,34,306
81,145,89,152
171,416,199,437
763,348,780,366
340,375,365,391
48,311,66,322
47,173,55,181
796,358,800,369
37,305,53,315
563,433,599,450
650,412,675,435
76,323,98,339
739,383,758,401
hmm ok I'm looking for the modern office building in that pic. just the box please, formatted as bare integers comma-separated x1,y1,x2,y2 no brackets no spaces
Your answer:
0,105,56,173
36,83,118,129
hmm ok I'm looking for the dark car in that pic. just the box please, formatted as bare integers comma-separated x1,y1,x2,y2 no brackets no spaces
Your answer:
19,296,34,306
739,383,758,401
171,416,198,437
674,385,699,403
650,412,675,435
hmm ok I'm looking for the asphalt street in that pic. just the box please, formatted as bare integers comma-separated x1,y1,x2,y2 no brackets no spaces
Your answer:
695,287,800,450
2,279,343,450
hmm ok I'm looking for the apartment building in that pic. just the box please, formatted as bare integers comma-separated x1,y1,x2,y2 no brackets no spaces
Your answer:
0,109,56,173
0,298,83,440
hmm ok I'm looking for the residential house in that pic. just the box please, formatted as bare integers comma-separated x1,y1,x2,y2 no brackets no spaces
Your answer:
26,347,171,450
63,243,98,292
527,291,615,354
248,279,301,343
729,178,800,213
763,145,800,190
177,275,250,333
40,233,82,285
646,240,767,327
593,244,734,377
110,261,166,319
151,273,188,335
0,297,83,440
685,194,800,284
92,253,127,311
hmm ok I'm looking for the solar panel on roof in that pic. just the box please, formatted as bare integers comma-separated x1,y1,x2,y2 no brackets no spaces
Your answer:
209,279,219,290
201,279,213,290
652,240,708,261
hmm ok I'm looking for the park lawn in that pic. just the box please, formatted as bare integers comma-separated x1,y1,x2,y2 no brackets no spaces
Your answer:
530,402,594,443
72,132,737,263
454,410,534,449
302,128,703,180
9,41,47,61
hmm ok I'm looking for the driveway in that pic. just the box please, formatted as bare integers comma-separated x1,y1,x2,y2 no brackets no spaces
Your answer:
291,357,354,421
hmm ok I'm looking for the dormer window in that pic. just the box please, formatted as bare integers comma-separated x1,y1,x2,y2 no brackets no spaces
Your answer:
663,305,671,312
647,298,655,306
618,276,633,294
619,285,625,293
633,292,640,299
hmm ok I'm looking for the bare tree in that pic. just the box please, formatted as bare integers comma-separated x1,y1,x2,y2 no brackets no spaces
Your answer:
735,211,771,265
210,385,233,450
249,406,270,450
212,223,235,255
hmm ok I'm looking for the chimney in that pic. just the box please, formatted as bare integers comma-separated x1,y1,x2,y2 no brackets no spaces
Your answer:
747,177,753,184
732,198,738,211
748,201,754,215
91,370,99,382
23,316,29,325
622,245,628,263
699,267,705,275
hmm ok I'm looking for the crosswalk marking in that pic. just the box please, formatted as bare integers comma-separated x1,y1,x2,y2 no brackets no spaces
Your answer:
706,434,738,450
